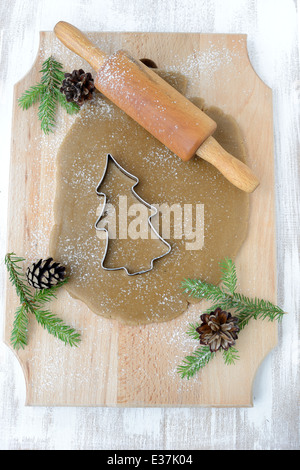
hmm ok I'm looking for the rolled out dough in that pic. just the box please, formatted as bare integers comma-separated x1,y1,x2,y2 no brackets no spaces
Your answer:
50,71,249,325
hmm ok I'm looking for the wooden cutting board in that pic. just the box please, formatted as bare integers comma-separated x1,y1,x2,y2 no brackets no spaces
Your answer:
5,31,277,406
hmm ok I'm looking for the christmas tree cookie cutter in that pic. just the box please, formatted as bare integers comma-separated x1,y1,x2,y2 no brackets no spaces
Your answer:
95,154,172,276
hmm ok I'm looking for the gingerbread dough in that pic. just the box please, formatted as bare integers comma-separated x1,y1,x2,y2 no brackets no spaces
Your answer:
50,71,249,325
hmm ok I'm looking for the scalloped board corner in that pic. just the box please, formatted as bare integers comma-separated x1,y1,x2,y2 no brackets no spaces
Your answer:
5,32,277,406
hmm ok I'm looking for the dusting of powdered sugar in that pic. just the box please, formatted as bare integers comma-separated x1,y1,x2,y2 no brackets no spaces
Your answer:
166,40,244,95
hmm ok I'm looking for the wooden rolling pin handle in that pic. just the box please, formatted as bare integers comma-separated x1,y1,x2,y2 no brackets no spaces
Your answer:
54,21,107,70
196,136,259,193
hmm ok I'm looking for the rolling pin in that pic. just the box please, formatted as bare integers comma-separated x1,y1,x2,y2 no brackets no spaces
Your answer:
54,21,259,193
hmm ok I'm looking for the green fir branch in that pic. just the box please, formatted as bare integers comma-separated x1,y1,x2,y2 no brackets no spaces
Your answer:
56,89,80,115
182,278,227,304
18,83,46,110
5,253,33,305
222,347,240,365
5,253,34,349
178,258,286,379
38,88,57,134
10,304,29,350
185,322,201,340
39,56,65,86
33,308,81,347
182,258,285,328
18,56,80,134
5,253,80,350
220,257,237,295
183,286,285,331
177,346,214,380
32,278,68,306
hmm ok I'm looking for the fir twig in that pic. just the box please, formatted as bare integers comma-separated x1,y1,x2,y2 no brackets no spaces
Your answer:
222,347,240,365
32,278,68,306
220,257,237,295
177,347,214,380
56,89,80,114
5,253,81,350
38,88,57,134
18,56,80,134
18,83,45,110
10,304,29,350
182,280,285,330
178,258,286,379
182,257,285,327
33,308,81,347
182,278,227,305
186,322,201,340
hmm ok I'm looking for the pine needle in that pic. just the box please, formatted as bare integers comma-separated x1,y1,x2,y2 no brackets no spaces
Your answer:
222,347,240,365
182,258,285,329
18,83,45,110
32,278,68,306
33,308,81,347
10,304,29,350
178,258,286,379
177,347,214,379
220,257,237,295
56,89,80,115
18,56,80,134
38,88,57,134
5,253,81,350
186,322,201,340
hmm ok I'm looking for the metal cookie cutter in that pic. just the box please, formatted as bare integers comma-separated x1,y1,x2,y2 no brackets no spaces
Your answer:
95,154,171,275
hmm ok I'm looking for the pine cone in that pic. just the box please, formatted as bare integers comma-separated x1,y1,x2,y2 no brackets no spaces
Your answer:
26,258,66,290
196,307,240,352
60,69,95,106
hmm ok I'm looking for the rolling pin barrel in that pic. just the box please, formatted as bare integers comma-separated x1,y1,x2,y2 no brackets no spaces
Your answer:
95,50,217,161
54,21,259,193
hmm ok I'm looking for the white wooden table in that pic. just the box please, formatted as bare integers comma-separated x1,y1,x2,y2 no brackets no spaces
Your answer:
0,0,299,450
